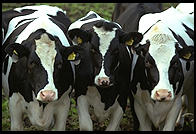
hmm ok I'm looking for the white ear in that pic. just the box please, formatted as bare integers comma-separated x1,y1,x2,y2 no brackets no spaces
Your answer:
71,60,81,65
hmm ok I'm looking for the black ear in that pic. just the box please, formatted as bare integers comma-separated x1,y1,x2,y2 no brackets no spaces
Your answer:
119,30,143,47
5,43,30,59
134,40,150,57
60,45,82,61
175,44,194,61
67,28,91,45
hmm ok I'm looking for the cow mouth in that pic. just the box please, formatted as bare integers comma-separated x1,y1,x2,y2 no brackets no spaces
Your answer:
95,83,114,88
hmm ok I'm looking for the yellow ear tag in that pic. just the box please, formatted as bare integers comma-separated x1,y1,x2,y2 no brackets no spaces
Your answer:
125,39,134,46
13,50,18,55
77,37,82,44
68,52,76,60
183,53,191,59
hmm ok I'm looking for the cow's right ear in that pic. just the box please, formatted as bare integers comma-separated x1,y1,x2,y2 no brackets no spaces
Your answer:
5,43,30,61
67,28,91,45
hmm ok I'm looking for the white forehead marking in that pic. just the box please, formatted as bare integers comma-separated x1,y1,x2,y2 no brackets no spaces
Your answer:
93,26,117,81
35,33,58,100
93,26,116,55
149,33,176,100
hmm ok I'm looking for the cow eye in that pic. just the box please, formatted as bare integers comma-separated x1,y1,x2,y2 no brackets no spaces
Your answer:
145,60,152,68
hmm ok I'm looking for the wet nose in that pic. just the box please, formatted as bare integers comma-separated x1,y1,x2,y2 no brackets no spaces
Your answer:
40,90,55,102
98,77,110,87
154,89,172,101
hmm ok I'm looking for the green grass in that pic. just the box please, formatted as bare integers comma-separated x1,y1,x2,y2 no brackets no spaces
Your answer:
2,3,183,131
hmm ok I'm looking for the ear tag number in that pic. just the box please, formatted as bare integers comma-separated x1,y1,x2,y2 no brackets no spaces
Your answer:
125,39,134,46
183,53,191,60
13,50,18,55
68,52,76,60
77,37,82,44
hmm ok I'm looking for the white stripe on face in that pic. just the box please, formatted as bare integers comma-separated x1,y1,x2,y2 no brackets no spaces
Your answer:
35,33,58,101
93,26,116,85
149,37,176,100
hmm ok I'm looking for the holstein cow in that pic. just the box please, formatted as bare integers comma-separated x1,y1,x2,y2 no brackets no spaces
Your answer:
67,11,143,130
112,3,163,130
121,3,194,130
2,5,78,130
112,3,162,32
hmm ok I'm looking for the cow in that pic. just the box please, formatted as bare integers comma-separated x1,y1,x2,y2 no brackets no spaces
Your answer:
67,11,143,130
112,3,162,32
112,3,163,130
115,3,194,130
2,5,79,130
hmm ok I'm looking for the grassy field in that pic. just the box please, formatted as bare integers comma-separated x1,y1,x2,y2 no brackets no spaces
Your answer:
2,3,181,131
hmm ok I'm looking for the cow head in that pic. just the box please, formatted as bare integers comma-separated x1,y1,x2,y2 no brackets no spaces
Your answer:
5,29,80,103
134,34,194,101
68,20,143,88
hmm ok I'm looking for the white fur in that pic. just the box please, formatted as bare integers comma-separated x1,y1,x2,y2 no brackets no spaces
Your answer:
176,3,194,14
9,86,72,130
68,11,103,31
93,26,117,85
77,86,123,131
3,6,69,47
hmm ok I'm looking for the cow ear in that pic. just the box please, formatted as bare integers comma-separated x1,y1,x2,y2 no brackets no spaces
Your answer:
175,44,194,61
61,45,82,65
5,43,30,61
119,30,143,47
134,40,150,57
67,28,91,45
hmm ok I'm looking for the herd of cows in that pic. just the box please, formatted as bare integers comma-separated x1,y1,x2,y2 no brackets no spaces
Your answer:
2,3,194,131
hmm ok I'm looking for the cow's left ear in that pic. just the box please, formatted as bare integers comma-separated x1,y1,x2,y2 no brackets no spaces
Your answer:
5,43,30,61
119,30,143,47
60,45,82,65
175,44,194,61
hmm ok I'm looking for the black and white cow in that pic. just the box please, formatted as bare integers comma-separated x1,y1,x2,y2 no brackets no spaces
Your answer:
116,3,194,130
112,3,162,32
67,11,143,130
2,5,77,130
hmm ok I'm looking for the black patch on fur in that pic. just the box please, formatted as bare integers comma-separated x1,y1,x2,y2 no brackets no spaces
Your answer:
80,13,97,21
94,20,120,31
15,18,37,28
3,56,9,75
182,23,194,42
169,28,187,48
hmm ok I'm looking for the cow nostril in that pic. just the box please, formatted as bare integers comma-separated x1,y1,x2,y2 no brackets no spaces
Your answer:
156,91,160,96
40,90,55,102
168,91,172,97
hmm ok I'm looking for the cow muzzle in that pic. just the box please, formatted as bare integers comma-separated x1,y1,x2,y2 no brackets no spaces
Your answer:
97,77,113,87
39,90,56,102
154,89,172,101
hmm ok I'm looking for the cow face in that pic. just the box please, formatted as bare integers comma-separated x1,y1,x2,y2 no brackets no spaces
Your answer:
5,29,78,103
68,21,143,88
134,37,194,101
